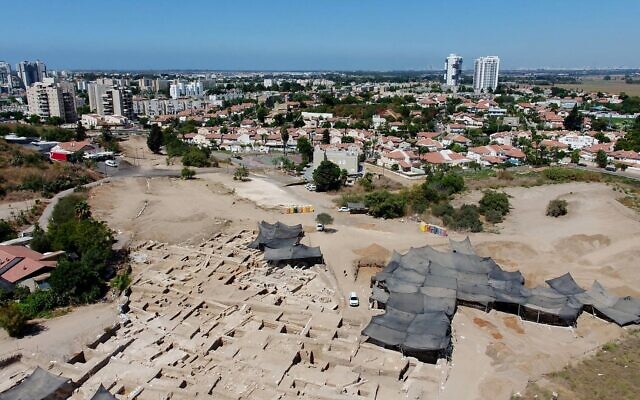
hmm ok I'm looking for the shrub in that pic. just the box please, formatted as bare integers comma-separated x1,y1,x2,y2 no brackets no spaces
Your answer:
431,202,454,218
0,219,17,242
111,271,131,293
181,167,196,180
181,147,210,167
233,166,249,181
18,290,58,319
443,204,483,232
0,303,28,337
547,199,568,217
484,208,504,223
365,190,406,219
479,190,510,222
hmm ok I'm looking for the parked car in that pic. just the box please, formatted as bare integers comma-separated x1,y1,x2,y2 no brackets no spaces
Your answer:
315,223,324,232
349,292,359,307
605,165,617,172
105,160,118,168
577,162,588,167
307,184,317,191
337,206,350,212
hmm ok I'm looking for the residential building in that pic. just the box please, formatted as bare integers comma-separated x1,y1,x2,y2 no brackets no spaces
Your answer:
444,54,463,87
312,144,360,175
0,245,60,287
26,81,77,122
170,81,203,99
88,81,133,119
16,60,47,87
0,61,11,90
473,56,500,93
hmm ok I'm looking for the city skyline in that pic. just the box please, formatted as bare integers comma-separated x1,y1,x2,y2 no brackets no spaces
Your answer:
1,0,639,71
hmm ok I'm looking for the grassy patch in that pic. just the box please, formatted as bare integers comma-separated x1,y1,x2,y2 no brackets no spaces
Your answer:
518,330,640,400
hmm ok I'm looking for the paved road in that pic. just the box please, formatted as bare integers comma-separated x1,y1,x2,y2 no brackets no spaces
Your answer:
573,165,640,182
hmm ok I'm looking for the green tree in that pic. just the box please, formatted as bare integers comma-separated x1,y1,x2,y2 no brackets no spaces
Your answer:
313,160,342,192
570,149,580,164
322,129,330,144
596,149,608,168
147,124,163,154
296,136,313,163
29,224,50,253
280,126,290,156
315,213,334,226
75,121,87,141
564,104,583,131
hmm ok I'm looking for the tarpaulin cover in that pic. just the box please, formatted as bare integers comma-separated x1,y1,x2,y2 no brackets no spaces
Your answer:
90,385,117,400
0,367,72,400
364,240,640,360
263,244,323,261
449,236,476,255
545,273,585,295
248,221,303,249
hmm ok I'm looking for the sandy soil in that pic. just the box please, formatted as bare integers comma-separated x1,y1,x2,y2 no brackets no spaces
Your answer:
83,175,640,399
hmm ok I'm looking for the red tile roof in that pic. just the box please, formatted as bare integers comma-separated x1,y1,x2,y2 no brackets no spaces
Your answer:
0,246,57,284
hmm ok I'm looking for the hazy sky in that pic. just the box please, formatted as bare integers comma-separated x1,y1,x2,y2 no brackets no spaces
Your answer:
1,0,639,71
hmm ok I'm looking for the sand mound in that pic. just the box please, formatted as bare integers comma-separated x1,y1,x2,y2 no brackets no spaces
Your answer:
353,243,390,266
554,234,611,255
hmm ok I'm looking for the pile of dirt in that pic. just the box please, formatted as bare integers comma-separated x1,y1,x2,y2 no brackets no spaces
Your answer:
353,243,390,268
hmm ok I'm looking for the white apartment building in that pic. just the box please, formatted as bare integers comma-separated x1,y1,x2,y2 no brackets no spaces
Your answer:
473,56,500,93
26,81,77,122
558,134,598,150
170,81,204,99
444,54,463,87
88,81,133,119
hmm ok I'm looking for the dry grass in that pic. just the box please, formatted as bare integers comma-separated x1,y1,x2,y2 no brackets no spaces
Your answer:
517,330,640,400
0,139,99,201
557,78,640,96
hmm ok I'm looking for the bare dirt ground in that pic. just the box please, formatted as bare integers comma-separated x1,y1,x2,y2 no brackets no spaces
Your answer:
4,150,638,399
85,173,640,399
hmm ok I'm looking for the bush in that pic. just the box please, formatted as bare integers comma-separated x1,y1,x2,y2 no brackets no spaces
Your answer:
442,204,483,232
111,271,131,293
484,208,504,223
0,303,28,337
546,199,568,217
181,147,210,167
431,202,454,218
18,290,58,319
0,219,17,242
479,191,510,223
233,166,249,181
365,190,406,219
181,167,196,179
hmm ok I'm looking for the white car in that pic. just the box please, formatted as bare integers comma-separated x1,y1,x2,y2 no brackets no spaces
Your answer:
308,184,317,191
105,160,118,168
349,292,359,307
315,223,324,232
337,206,350,212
